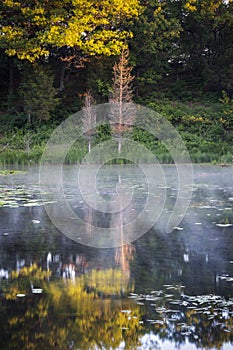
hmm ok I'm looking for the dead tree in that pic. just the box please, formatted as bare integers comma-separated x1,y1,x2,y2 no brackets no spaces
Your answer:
82,91,96,153
109,48,135,154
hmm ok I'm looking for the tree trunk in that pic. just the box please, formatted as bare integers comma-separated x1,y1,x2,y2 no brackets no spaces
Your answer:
9,57,14,95
118,134,122,155
7,57,14,110
28,111,31,124
59,62,67,91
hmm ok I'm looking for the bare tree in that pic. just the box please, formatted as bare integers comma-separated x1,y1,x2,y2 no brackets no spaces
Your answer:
82,91,96,153
109,48,135,154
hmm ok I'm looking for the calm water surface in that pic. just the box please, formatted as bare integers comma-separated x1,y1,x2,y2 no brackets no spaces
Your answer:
0,165,233,350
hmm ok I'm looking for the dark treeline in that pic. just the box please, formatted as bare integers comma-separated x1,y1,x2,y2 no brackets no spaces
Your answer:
0,0,233,164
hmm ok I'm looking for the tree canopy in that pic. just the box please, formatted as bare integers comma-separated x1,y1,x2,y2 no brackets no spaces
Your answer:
0,0,141,61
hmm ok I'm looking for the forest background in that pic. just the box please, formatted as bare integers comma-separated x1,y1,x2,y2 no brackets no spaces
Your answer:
0,0,233,165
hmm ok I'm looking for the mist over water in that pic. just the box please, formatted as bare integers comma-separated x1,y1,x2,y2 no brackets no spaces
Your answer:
0,165,233,349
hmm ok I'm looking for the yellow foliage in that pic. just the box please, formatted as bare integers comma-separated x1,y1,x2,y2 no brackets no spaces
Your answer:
1,0,141,61
8,317,19,326
3,0,21,6
184,0,197,12
154,6,162,15
182,115,210,124
220,117,227,124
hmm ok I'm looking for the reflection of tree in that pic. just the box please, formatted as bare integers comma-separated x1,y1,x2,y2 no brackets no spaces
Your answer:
115,243,135,278
109,172,136,294
0,265,143,350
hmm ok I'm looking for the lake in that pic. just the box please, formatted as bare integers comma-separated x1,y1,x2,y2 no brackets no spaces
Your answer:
0,165,233,350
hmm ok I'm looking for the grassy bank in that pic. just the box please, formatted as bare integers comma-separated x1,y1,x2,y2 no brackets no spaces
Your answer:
0,98,232,166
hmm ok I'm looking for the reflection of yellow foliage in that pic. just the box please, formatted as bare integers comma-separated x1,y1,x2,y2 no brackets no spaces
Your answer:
46,267,134,312
6,264,51,300
45,276,143,349
85,268,133,295
3,266,143,349
11,263,51,280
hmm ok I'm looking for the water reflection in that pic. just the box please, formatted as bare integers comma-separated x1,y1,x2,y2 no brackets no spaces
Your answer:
0,264,233,349
0,165,233,349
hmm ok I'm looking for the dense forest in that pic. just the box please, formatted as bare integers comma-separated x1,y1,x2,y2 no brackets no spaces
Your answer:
0,0,233,165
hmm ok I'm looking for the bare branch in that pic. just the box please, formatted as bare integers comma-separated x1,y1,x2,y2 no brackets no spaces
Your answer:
82,91,96,153
109,48,135,154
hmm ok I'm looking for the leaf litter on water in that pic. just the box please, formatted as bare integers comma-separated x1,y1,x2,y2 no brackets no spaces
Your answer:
127,284,233,337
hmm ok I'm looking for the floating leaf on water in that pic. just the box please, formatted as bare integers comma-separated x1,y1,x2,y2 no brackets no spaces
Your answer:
207,316,215,320
182,301,189,306
156,307,166,313
145,296,160,301
200,205,214,209
32,219,40,224
153,320,165,325
225,277,233,282
181,331,191,336
165,309,181,313
169,301,180,305
216,223,233,227
121,310,131,314
32,288,43,294
24,203,41,207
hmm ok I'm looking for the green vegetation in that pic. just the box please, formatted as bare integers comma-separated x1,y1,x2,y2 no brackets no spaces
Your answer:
0,0,233,165
0,169,27,176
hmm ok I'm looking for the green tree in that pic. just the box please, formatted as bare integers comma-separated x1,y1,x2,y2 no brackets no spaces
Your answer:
129,0,181,97
19,65,59,123
169,0,233,94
